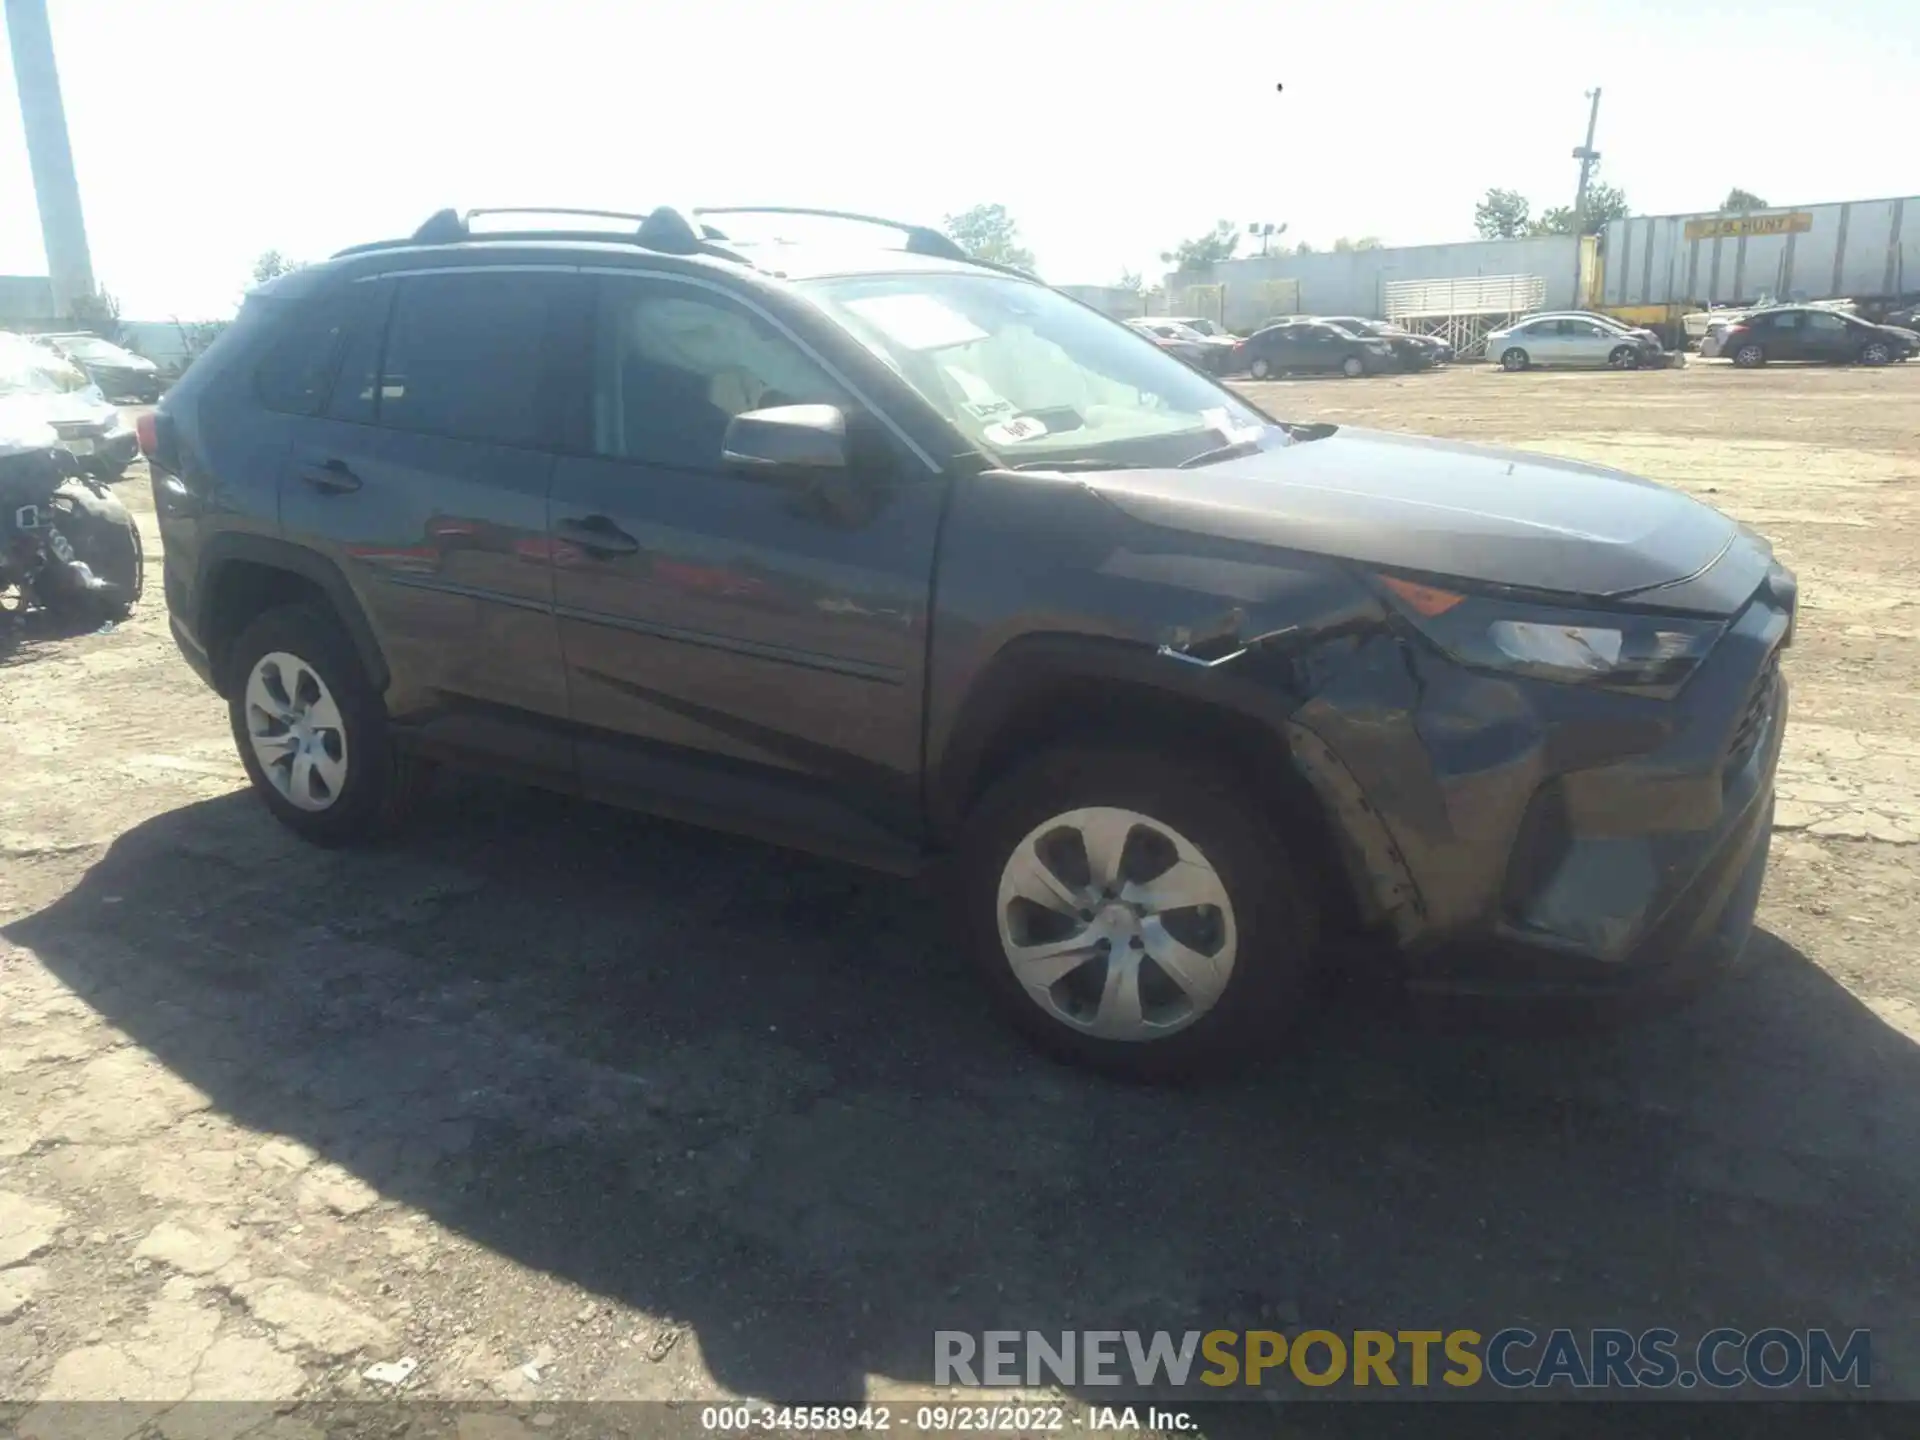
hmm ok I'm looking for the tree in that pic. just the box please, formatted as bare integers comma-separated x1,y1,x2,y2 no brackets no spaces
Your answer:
1330,236,1384,252
1530,179,1629,235
1116,269,1146,295
1159,220,1240,274
69,288,123,342
1292,240,1315,256
943,204,1036,272
1721,187,1768,212
1474,188,1532,239
251,250,302,286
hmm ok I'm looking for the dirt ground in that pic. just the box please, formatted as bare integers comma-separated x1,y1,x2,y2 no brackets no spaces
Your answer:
2,362,1918,1429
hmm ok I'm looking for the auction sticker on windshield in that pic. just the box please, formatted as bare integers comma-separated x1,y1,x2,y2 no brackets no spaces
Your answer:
983,416,1049,445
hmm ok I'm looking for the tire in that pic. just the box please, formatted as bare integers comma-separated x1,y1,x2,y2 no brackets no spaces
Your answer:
1341,355,1366,378
225,602,432,846
1608,345,1640,370
1860,342,1893,367
954,745,1320,1080
1249,357,1273,380
1500,348,1530,372
1732,343,1766,368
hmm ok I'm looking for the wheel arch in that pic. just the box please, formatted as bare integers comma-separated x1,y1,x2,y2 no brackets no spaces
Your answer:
198,534,388,697
929,635,1372,938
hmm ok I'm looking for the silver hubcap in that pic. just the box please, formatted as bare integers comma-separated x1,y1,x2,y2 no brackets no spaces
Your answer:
1251,360,1269,378
996,807,1237,1042
1738,346,1761,364
1867,345,1889,363
1505,351,1524,369
244,651,349,812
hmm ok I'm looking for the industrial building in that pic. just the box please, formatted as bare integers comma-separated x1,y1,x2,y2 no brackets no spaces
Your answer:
1146,194,1918,354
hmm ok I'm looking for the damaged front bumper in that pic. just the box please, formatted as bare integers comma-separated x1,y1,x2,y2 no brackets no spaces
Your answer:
1289,574,1790,1008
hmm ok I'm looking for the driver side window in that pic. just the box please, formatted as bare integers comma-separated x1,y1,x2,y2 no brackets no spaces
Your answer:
593,278,848,470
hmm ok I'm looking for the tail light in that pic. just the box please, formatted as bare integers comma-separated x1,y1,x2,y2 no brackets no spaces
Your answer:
135,411,158,457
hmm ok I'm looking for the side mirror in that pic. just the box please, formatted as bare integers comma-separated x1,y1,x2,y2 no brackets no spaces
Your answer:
722,404,848,480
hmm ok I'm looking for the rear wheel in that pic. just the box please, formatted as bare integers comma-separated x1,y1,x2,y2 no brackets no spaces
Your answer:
955,746,1319,1079
1732,342,1766,368
1249,356,1274,380
1341,355,1366,378
226,603,432,846
1500,348,1530,372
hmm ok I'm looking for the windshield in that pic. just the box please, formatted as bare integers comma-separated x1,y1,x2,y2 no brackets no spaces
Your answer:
56,336,131,363
0,351,62,397
802,273,1271,467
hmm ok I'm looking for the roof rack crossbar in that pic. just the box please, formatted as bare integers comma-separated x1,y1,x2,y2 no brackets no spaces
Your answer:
333,205,999,273
465,207,657,226
693,207,969,262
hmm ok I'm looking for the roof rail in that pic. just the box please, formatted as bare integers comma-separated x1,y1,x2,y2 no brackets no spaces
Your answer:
328,204,1000,274
692,207,970,262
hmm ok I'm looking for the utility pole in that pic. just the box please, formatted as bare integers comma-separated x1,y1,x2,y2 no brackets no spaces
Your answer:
1569,87,1602,307
6,0,97,318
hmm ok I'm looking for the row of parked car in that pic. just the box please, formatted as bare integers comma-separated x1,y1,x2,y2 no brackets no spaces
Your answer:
1126,314,1454,379
0,332,148,479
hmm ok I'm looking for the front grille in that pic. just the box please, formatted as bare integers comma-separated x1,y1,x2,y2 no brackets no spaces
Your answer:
1725,651,1781,777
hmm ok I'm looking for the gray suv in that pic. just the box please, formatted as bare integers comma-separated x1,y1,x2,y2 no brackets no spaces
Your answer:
146,205,1794,1077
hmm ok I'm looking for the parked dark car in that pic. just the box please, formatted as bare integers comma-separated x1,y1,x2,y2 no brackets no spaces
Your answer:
146,204,1794,1078
1703,306,1916,367
1233,321,1398,379
1317,316,1450,369
1126,318,1237,373
40,332,163,403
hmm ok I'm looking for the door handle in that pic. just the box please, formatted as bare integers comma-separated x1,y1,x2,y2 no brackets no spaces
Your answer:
301,459,362,494
554,515,639,556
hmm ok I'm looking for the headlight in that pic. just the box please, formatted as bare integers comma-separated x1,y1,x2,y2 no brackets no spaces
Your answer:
1375,573,1724,695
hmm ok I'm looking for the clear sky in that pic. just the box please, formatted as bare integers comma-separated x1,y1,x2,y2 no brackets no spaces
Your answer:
3,0,1915,319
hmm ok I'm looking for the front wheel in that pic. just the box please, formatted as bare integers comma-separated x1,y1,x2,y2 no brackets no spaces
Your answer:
1341,355,1366,378
1608,345,1641,370
226,603,432,846
955,746,1319,1079
1500,348,1530,372
1860,341,1893,366
1249,357,1273,380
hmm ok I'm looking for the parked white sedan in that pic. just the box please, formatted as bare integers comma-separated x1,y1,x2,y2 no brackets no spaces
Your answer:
1486,315,1668,371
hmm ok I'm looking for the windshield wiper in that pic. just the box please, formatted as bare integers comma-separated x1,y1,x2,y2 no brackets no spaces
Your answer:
1007,457,1148,472
1177,437,1266,469
1177,422,1338,470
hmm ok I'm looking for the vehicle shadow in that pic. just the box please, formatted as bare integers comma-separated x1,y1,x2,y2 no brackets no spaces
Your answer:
0,604,120,664
7,781,1919,1413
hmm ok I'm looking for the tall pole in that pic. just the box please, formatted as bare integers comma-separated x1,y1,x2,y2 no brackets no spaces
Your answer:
1569,87,1602,308
6,0,97,318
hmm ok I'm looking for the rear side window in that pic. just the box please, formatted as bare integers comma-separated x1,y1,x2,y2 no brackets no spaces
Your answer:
254,297,352,415
375,272,563,448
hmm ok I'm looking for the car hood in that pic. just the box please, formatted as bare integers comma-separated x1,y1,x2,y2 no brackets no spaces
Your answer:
1085,426,1740,601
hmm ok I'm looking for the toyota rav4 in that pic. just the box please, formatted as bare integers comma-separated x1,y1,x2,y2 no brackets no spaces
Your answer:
145,205,1794,1076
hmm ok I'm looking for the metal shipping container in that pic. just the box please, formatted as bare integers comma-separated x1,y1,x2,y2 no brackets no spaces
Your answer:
1598,196,1916,310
